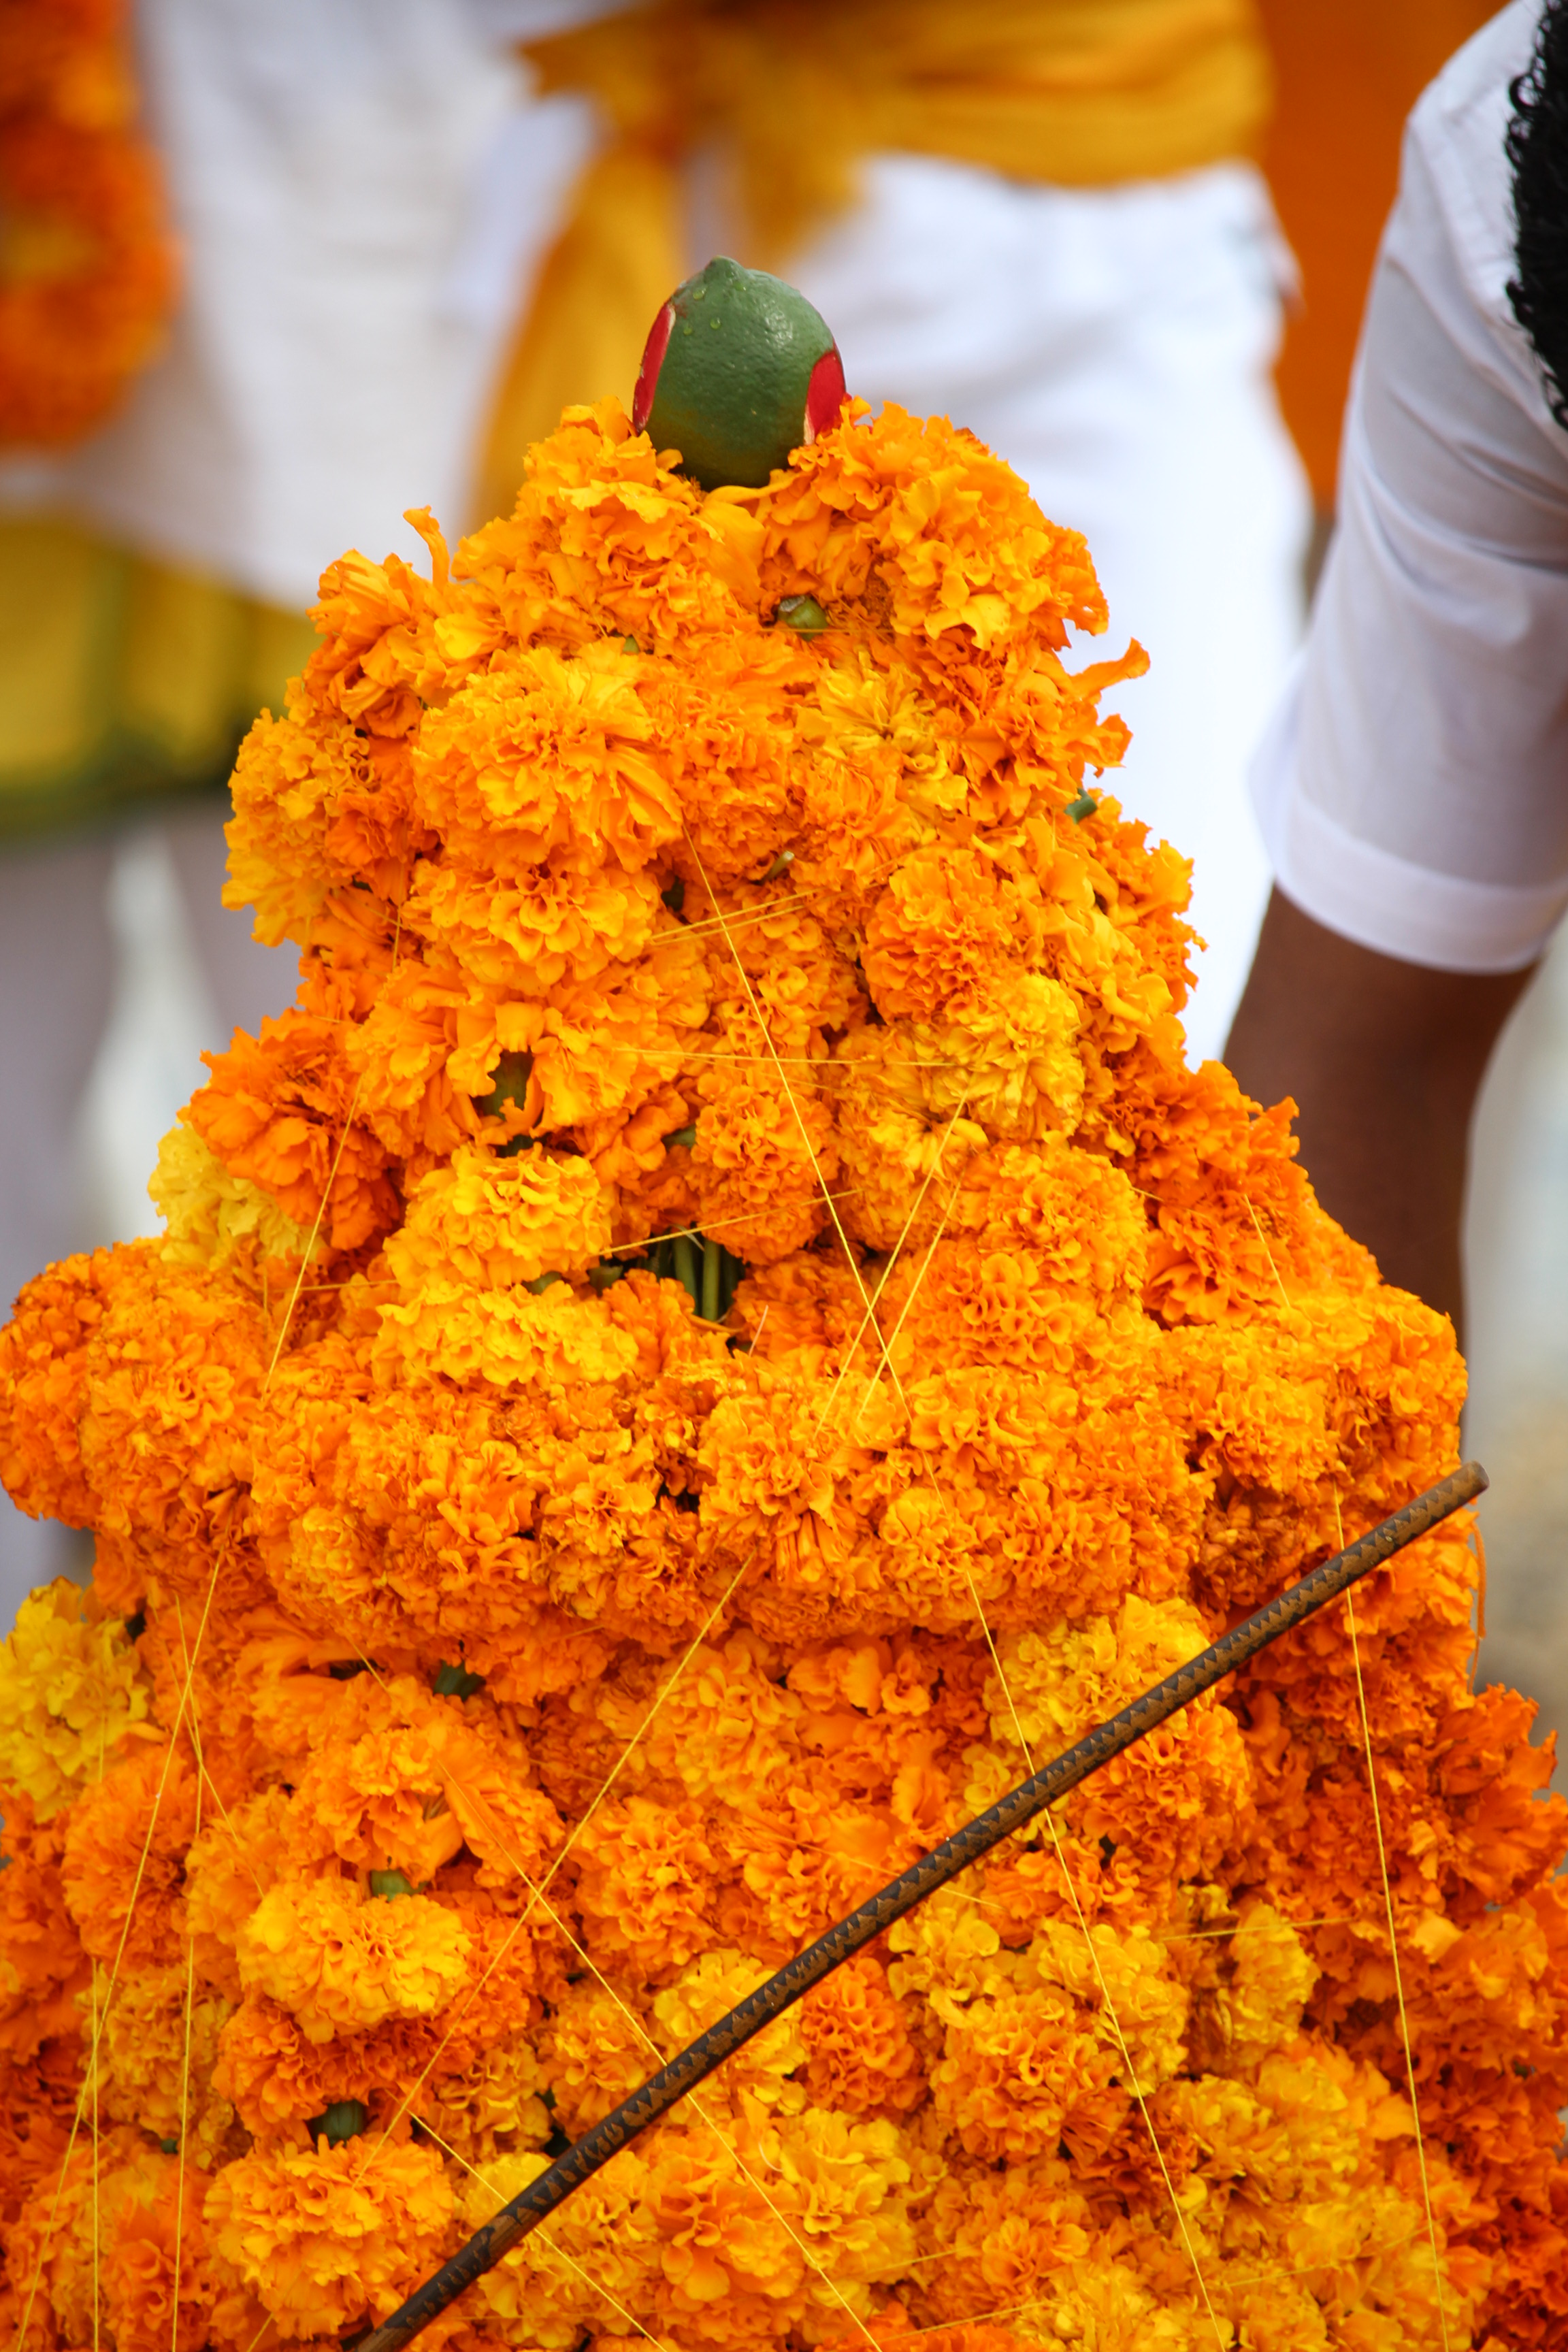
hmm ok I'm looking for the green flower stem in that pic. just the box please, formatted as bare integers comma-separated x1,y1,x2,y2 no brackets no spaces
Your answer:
702,1234,721,1322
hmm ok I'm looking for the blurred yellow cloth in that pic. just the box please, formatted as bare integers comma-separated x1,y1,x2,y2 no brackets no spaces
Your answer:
0,515,314,843
477,0,1270,521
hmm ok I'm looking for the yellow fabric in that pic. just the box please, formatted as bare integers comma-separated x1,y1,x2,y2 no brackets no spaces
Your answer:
0,514,315,843
476,0,1269,521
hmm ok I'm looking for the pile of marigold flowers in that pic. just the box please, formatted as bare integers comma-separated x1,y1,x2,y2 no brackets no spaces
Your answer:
2,392,1567,2352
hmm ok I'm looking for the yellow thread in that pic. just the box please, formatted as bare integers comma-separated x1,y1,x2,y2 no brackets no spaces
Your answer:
261,1066,366,1393
600,1184,864,1259
683,841,1218,2334
12,1557,225,2352
1039,1808,1225,2345
373,1545,762,2145
343,1646,881,2351
909,2297,1050,2334
682,835,889,1357
845,1167,969,1436
93,1709,106,2352
663,896,799,945
1242,1191,1292,1313
811,1101,968,1450
169,1777,201,2350
949,1573,1224,2346
1341,1536,1450,2347
168,1605,208,2352
416,2114,673,2352
663,1046,967,1071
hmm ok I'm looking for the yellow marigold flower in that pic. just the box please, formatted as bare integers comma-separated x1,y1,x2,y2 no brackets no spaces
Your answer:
63,1738,198,1970
182,1785,295,1999
414,2029,551,2166
235,1875,470,2042
79,1961,235,2166
0,1791,92,2056
0,1578,148,1818
371,1273,642,1391
800,1952,925,2117
461,2144,659,2341
205,2138,455,2336
385,1142,612,1292
408,852,662,993
541,1980,659,2138
915,2158,1092,2330
982,1597,1214,1761
414,640,685,879
150,1116,323,1272
652,1945,807,2114
7,2134,210,2352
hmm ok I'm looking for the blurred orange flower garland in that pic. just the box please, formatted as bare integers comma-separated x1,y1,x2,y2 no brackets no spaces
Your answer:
1,394,1567,2352
0,0,176,448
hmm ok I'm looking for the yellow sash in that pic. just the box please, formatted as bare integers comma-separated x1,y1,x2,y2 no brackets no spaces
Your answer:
0,514,315,840
476,0,1269,521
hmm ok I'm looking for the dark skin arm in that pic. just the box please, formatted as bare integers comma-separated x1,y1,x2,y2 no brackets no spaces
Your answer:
1225,887,1535,1336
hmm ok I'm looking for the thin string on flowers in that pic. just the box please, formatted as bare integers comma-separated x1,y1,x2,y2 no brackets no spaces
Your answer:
167,1599,210,2352
93,1710,107,2352
1335,1486,1451,2350
410,2112,674,2352
261,1067,367,1393
597,1186,866,1263
340,1653,885,2352
659,1047,968,1073
1223,2226,1422,2298
922,1544,1224,2346
808,1099,970,1451
681,855,1221,2340
844,1164,970,1437
909,2298,1049,2335
739,1015,1224,2334
11,1551,229,2352
339,1659,887,2352
372,1544,765,2149
1242,1192,1292,1313
293,1189,870,1294
681,832,898,1379
930,1874,1356,1942
170,1747,202,2352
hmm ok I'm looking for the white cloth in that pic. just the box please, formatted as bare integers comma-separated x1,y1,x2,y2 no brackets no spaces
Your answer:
1252,0,1568,975
791,156,1308,1059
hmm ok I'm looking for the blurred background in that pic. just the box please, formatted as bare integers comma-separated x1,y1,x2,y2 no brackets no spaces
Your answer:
3,0,1561,1750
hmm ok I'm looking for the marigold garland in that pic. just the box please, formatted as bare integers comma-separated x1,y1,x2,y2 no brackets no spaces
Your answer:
2,391,1567,2351
0,0,177,448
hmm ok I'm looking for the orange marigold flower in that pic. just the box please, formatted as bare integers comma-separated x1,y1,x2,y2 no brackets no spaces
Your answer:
204,2138,455,2336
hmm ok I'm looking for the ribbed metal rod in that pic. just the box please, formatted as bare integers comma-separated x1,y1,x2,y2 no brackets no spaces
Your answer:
355,1460,1487,2352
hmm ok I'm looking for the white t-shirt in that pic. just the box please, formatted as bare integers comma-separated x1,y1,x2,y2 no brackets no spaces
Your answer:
1252,0,1568,975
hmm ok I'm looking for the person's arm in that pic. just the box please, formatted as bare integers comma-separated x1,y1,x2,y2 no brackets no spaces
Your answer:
1233,22,1568,1333
1226,888,1535,1332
